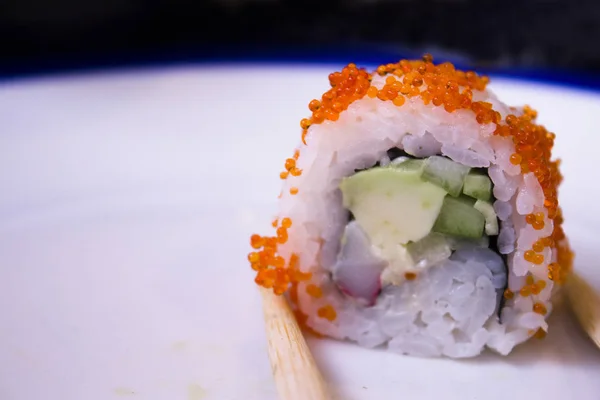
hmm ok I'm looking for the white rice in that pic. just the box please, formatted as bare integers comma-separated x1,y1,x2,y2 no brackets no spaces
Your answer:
275,74,554,358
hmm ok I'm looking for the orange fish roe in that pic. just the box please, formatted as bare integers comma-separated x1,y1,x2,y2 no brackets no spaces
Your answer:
247,251,259,261
308,100,321,112
524,250,545,265
285,158,295,171
524,250,536,262
524,212,546,230
251,245,311,295
537,280,547,290
532,240,545,253
532,220,545,231
520,286,532,297
317,305,337,321
519,276,548,296
290,168,302,177
306,284,323,298
367,86,378,98
280,153,303,181
547,262,560,282
301,63,373,128
248,56,573,330
548,209,574,283
535,212,545,221
300,118,311,130
404,272,417,281
526,275,534,285
531,279,548,295
533,302,548,315
276,227,288,244
510,153,522,165
534,328,547,340
504,289,514,300
250,234,264,249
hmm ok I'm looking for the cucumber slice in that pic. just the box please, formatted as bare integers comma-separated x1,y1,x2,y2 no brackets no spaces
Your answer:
473,200,499,235
421,156,471,197
406,233,452,269
432,196,485,239
463,173,492,201
454,194,476,206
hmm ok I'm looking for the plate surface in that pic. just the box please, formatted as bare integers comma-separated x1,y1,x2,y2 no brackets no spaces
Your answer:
0,64,599,400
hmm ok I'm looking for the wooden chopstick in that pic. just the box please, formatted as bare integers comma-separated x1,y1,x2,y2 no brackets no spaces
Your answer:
260,287,331,400
565,271,600,348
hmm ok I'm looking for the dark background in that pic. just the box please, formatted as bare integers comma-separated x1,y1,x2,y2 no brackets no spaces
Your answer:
2,0,600,79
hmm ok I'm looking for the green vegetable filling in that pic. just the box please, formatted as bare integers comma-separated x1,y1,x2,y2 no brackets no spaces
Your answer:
339,154,499,285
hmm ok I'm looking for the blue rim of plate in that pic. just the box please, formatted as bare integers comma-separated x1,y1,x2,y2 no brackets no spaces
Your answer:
2,45,600,92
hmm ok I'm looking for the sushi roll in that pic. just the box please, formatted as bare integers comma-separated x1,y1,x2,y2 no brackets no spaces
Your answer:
248,55,573,358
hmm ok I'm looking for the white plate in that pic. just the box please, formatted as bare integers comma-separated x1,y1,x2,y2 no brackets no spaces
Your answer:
0,64,599,400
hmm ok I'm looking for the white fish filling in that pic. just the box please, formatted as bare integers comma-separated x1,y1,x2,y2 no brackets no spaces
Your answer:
276,76,554,358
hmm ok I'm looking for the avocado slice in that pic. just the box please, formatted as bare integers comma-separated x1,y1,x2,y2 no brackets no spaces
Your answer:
463,173,492,201
340,167,448,248
432,196,486,239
